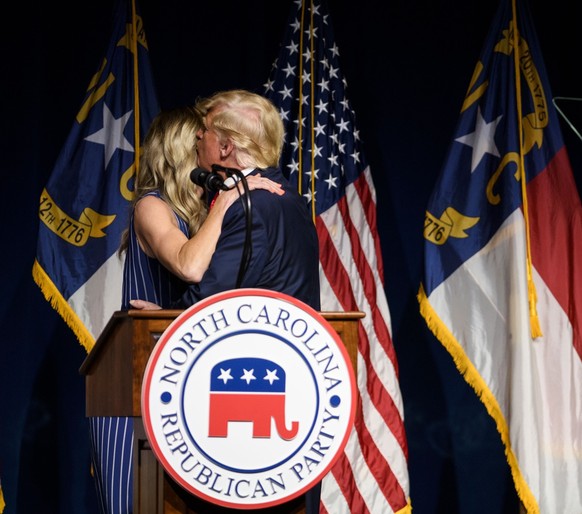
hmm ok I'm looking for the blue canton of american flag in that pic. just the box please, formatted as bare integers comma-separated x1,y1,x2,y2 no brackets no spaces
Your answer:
264,2,361,213
264,1,411,512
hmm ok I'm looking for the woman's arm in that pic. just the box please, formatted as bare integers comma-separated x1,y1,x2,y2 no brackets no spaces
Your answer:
134,175,284,284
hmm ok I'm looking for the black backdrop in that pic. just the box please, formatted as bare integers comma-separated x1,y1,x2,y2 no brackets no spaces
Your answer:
2,1,581,513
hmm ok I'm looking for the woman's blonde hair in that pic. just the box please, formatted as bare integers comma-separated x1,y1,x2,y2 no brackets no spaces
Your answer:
119,106,207,254
196,89,284,169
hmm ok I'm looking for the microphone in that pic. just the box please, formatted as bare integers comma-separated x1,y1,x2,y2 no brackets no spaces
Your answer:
190,167,227,192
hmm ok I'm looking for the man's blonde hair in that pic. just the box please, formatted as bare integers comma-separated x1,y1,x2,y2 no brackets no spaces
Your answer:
196,89,284,169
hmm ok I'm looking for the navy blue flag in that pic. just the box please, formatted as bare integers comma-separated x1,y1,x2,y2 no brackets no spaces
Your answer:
264,1,411,512
419,0,582,511
33,0,159,352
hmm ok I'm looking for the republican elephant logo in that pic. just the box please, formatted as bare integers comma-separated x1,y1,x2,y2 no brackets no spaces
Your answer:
208,357,299,440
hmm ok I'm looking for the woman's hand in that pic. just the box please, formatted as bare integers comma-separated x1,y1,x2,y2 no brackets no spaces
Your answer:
129,299,162,310
244,174,285,195
213,173,284,210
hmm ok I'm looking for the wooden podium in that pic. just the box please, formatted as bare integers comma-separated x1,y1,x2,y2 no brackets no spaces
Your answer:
80,309,364,514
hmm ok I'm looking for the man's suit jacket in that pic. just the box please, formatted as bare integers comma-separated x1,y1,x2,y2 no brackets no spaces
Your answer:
177,167,321,310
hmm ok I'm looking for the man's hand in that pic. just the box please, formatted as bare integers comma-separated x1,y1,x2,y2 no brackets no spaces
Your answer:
129,299,162,310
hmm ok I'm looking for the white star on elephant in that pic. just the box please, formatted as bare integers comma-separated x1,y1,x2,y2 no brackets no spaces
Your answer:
217,368,233,384
240,369,256,384
263,369,280,385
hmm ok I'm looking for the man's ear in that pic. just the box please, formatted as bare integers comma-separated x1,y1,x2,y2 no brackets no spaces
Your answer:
220,140,234,159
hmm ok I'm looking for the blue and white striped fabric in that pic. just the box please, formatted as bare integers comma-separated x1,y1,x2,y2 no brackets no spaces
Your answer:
121,191,189,310
90,190,189,513
89,417,134,514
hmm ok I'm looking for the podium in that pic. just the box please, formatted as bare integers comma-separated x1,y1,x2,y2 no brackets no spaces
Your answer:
80,309,364,514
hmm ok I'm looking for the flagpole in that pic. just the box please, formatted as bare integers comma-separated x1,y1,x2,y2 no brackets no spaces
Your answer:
131,0,141,178
308,0,317,222
297,2,306,196
511,0,542,338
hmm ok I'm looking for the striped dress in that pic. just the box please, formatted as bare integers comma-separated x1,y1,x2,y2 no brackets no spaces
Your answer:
89,191,189,514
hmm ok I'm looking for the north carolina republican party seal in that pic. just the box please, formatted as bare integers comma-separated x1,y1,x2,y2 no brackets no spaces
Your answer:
141,288,356,509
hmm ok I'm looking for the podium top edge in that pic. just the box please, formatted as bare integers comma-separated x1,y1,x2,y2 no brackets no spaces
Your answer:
80,309,365,375
124,309,365,320
126,309,184,318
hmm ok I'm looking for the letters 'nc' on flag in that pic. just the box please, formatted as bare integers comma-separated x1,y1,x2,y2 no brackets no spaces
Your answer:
264,1,411,512
418,0,582,512
32,0,159,352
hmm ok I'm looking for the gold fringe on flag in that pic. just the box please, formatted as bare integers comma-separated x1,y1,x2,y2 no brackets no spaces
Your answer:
417,284,540,513
0,483,5,514
32,259,95,353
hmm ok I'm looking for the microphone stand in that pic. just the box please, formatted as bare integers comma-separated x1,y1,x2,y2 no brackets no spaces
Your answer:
212,165,252,288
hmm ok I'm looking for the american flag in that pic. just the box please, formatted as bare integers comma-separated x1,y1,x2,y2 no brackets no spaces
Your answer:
419,0,582,511
264,1,411,512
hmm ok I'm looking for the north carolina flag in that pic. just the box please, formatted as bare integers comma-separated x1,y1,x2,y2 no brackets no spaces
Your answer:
265,0,411,512
32,0,159,352
418,0,582,512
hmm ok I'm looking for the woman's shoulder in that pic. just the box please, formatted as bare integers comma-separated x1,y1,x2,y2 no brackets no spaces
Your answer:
140,190,163,200
134,191,172,217
134,191,187,232
136,190,164,207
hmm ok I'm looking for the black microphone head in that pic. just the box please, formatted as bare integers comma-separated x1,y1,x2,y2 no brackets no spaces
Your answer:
206,173,228,192
190,167,209,186
190,167,227,192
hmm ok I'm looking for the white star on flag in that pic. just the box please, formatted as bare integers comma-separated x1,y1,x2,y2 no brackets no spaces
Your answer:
85,103,134,168
455,107,502,172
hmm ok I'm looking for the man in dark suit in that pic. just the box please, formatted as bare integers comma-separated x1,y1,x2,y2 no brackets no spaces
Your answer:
176,89,320,311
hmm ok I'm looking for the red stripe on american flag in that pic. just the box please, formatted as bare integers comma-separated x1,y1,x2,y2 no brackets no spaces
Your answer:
334,190,402,397
316,217,360,503
358,319,408,450
337,180,405,394
354,169,385,283
333,190,408,476
338,179,401,376
333,194,407,459
329,448,368,513
316,194,408,510
353,348,407,511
